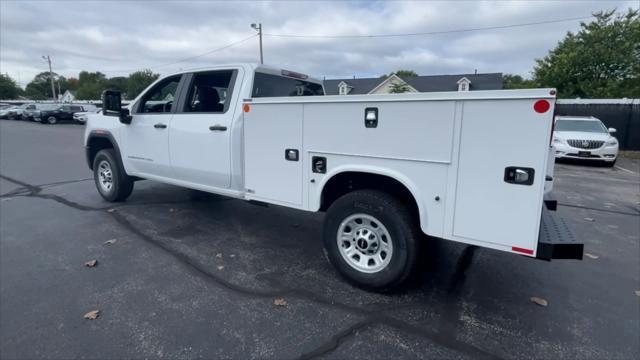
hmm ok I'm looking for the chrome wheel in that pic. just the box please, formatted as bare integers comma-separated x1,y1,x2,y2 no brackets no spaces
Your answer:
97,160,113,193
47,116,57,124
337,213,393,273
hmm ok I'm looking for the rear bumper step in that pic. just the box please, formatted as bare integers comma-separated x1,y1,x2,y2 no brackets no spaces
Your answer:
536,204,583,260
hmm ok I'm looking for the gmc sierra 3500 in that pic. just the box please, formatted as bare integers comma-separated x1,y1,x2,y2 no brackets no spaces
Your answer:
85,63,582,291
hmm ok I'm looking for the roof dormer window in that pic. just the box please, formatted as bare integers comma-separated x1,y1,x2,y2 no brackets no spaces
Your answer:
457,77,471,92
338,81,351,95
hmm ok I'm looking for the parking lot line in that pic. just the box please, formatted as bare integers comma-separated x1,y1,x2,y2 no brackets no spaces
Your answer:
615,165,637,175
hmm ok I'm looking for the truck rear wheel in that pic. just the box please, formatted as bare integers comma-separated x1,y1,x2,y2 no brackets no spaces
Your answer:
93,149,134,202
323,190,419,292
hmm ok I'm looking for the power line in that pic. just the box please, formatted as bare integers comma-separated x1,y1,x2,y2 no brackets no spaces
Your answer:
62,34,258,74
263,15,595,39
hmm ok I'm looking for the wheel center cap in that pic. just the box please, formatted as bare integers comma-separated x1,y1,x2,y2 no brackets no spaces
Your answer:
357,238,368,249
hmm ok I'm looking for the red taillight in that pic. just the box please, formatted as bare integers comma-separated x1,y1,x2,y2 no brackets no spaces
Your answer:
534,100,550,113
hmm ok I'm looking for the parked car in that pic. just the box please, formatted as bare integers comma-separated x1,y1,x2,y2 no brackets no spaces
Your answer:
21,104,39,121
7,104,30,120
35,104,90,124
85,63,582,291
0,105,20,119
553,116,618,166
73,108,101,124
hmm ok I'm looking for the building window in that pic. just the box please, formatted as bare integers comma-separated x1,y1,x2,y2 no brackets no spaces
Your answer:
338,82,351,95
457,78,471,92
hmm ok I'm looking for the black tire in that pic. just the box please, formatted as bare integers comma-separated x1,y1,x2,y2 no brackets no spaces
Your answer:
44,116,58,125
93,149,134,202
323,190,420,292
604,159,616,167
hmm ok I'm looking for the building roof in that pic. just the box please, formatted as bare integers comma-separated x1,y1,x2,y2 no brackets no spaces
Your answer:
324,72,503,95
325,77,388,95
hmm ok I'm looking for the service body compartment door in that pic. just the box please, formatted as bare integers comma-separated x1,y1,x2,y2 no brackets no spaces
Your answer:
244,103,304,207
452,99,554,254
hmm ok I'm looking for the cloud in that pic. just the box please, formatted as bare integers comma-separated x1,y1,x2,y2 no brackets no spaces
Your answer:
0,0,636,87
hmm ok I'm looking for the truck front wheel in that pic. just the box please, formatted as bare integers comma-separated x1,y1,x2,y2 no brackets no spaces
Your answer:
93,149,134,202
323,190,419,291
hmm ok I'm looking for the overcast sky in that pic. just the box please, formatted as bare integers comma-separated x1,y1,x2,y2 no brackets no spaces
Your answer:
0,0,637,87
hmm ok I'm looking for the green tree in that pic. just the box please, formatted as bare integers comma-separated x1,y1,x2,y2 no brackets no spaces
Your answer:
381,70,419,80
25,71,57,100
0,74,21,99
106,76,128,96
394,70,418,80
389,82,411,93
127,69,159,99
502,74,537,89
533,9,640,98
76,71,107,100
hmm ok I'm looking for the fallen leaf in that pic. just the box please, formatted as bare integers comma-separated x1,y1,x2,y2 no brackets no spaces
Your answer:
217,265,224,270
635,290,640,297
584,217,595,222
169,208,175,212
104,239,117,245
530,297,548,307
585,253,599,259
85,259,98,267
274,298,287,306
229,254,236,258
83,310,100,320
215,253,222,258
107,208,116,213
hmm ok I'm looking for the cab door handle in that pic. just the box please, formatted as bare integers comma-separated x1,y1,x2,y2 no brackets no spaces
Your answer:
209,125,227,131
154,123,167,129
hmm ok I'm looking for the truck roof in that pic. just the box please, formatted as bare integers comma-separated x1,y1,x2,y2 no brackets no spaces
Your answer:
163,63,324,85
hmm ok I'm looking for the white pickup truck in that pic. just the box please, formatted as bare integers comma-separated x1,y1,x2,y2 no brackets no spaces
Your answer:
86,63,582,291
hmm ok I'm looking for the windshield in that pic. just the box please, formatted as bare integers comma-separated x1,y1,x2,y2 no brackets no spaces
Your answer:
555,119,607,133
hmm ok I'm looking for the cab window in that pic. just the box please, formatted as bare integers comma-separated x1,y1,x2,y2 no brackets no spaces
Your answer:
137,75,181,114
252,72,324,97
182,70,236,114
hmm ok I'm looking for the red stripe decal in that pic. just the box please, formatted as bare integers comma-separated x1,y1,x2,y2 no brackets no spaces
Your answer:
512,247,534,255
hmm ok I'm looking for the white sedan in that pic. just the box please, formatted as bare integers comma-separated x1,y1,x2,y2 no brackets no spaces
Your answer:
73,108,101,124
553,116,619,166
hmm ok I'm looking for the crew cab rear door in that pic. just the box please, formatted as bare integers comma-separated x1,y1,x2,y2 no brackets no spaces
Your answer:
167,69,242,188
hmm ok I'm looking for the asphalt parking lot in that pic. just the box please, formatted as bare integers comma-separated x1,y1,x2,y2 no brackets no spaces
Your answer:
1,120,638,359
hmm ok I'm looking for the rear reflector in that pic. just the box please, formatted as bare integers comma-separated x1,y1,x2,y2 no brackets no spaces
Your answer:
534,100,550,113
243,104,250,113
512,247,534,255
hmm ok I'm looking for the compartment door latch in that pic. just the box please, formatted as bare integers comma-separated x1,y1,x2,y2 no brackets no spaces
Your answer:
504,167,535,185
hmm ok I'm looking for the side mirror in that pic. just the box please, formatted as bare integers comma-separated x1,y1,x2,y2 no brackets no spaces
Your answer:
101,90,132,124
608,127,617,134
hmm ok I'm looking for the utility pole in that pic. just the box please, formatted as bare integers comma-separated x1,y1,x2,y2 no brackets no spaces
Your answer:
42,55,56,101
251,23,263,64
